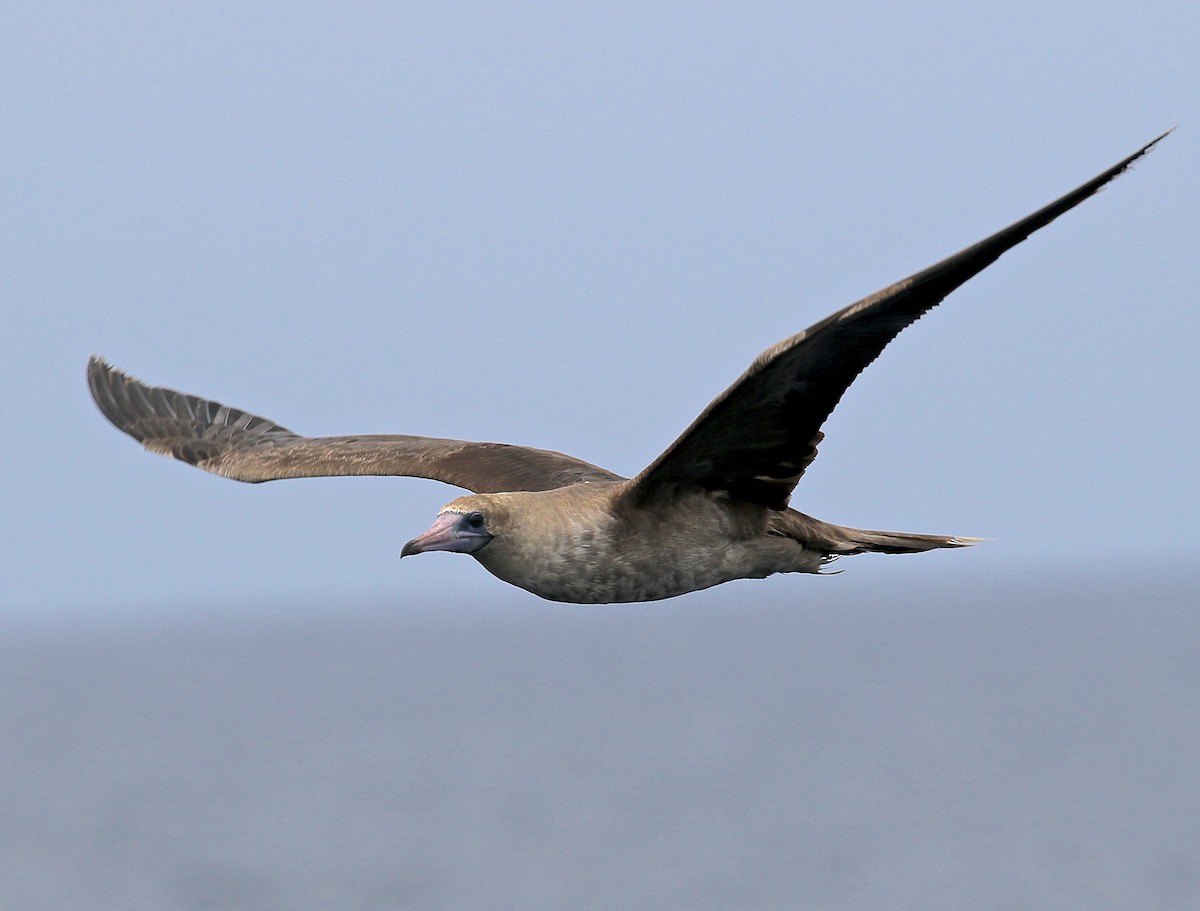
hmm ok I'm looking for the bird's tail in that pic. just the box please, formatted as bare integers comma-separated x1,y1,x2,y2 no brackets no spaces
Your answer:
776,510,982,557
830,525,983,555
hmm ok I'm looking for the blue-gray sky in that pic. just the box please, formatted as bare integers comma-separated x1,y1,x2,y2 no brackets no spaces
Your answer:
4,1,1197,623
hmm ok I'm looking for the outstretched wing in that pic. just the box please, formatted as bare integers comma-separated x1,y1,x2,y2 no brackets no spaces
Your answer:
624,133,1168,510
88,357,623,493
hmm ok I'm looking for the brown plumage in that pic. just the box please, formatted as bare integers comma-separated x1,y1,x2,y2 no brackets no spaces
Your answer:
88,134,1166,602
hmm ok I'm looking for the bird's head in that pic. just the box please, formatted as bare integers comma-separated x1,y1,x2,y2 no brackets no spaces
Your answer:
400,495,503,559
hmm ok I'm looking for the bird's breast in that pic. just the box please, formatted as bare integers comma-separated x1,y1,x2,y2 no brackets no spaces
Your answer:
472,493,810,603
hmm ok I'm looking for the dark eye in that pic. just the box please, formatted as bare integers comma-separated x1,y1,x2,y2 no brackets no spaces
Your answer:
466,512,486,530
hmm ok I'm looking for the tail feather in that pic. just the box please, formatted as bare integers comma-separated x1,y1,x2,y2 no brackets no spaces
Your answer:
833,526,983,555
774,510,981,557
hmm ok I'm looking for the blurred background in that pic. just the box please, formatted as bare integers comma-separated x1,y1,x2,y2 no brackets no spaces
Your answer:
2,1,1197,908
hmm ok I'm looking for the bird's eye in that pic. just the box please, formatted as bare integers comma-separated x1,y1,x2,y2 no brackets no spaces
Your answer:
466,512,486,530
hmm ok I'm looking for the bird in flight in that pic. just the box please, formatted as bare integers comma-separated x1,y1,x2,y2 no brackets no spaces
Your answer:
89,133,1166,603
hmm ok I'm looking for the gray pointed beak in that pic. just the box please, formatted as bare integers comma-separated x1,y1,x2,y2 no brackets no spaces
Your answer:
401,512,492,557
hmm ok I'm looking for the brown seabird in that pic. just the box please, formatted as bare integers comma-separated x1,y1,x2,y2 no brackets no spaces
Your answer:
88,134,1166,603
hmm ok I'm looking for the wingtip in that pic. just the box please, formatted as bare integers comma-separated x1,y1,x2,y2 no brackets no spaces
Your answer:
87,355,126,431
88,357,146,409
87,354,120,388
1120,129,1173,172
87,354,109,398
1147,126,1176,147
87,355,152,440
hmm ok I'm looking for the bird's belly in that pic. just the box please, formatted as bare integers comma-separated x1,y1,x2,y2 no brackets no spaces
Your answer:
477,535,819,604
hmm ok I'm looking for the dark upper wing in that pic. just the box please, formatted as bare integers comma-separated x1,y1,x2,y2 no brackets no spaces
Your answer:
624,133,1169,510
88,357,623,492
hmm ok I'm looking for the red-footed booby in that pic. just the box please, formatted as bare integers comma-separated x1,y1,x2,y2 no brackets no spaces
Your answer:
88,134,1167,603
